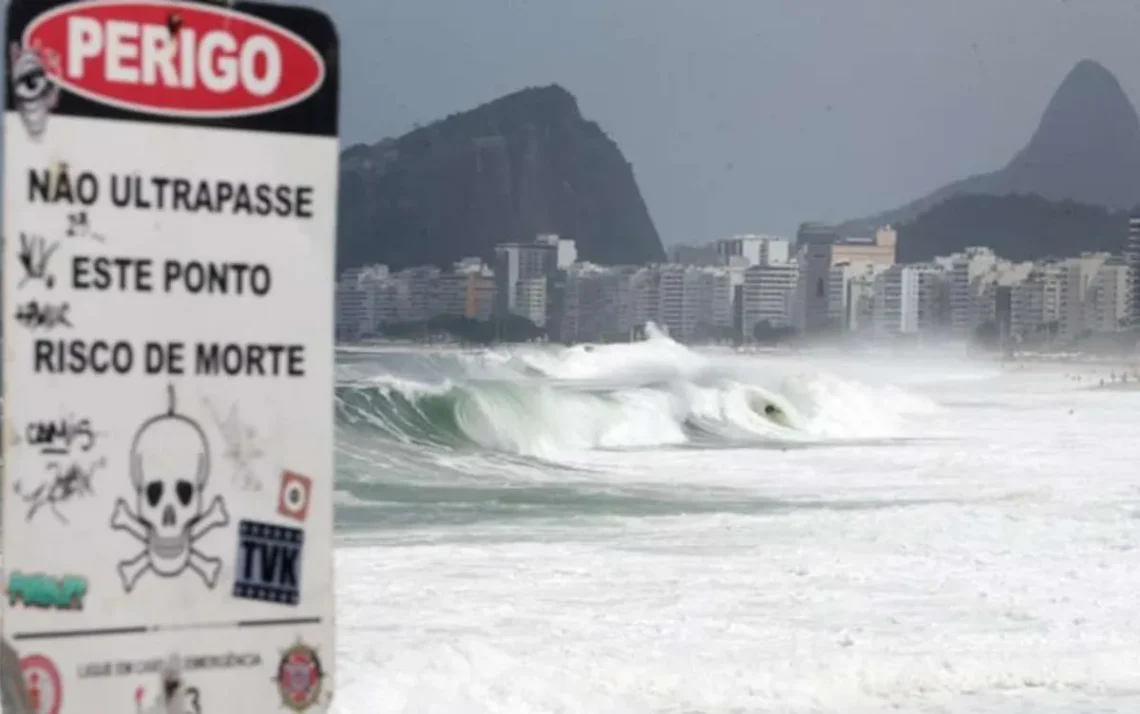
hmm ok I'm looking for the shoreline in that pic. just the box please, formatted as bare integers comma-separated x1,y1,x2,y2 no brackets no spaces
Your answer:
1085,380,1140,392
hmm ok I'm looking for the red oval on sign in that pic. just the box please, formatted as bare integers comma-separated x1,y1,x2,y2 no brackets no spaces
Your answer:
23,0,325,118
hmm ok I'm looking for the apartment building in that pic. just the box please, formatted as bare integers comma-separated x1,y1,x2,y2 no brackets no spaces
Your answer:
335,227,1133,347
742,261,799,336
335,264,389,339
829,261,891,332
1087,257,1130,332
715,235,790,267
870,264,947,336
1129,213,1140,325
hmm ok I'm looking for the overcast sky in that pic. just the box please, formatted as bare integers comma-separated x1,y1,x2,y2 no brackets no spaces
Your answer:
305,1,1133,243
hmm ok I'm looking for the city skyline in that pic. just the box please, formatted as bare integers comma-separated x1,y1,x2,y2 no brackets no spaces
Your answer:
336,220,1137,350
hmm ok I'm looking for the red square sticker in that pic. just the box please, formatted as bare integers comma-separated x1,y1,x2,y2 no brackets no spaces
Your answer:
277,471,312,522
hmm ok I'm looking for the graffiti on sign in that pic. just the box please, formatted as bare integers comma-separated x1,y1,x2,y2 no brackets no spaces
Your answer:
15,457,105,524
8,39,60,139
6,572,87,610
23,414,98,456
16,233,58,289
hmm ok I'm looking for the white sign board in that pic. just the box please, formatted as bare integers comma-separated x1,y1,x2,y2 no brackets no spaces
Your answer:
2,1,339,712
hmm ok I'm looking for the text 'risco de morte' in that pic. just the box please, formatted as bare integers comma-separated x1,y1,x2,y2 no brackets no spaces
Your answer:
34,340,306,377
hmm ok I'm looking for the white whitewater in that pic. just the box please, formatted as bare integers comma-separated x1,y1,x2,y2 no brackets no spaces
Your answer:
335,324,942,461
329,331,1140,713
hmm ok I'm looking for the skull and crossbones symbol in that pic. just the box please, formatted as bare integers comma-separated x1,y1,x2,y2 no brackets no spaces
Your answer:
8,40,60,140
113,385,230,592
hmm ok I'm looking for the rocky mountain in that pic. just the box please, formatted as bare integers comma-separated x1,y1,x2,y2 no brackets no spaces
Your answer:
895,194,1128,264
337,85,665,273
841,60,1140,234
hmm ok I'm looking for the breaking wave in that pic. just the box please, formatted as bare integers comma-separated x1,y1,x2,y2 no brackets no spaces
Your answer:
334,324,941,462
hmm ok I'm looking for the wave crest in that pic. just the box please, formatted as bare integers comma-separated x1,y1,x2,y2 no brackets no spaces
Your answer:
334,325,942,461
335,371,939,460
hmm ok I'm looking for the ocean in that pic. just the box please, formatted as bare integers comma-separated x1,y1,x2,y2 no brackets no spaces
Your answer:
331,329,1140,713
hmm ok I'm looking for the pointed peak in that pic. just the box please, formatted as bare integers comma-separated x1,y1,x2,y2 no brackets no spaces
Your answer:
1050,59,1126,102
1019,58,1139,159
840,58,1140,229
1064,59,1116,81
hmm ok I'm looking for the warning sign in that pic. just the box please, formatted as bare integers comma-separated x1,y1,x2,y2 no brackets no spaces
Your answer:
1,1,338,712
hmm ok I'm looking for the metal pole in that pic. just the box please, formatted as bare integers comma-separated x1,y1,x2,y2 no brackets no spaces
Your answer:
1,636,33,714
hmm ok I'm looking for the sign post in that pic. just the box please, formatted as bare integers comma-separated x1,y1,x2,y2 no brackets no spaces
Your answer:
1,1,339,712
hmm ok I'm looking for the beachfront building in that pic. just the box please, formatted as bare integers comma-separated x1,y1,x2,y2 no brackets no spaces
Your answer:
869,263,948,337
1128,213,1140,326
715,234,790,267
1086,256,1132,332
335,264,389,340
742,261,799,336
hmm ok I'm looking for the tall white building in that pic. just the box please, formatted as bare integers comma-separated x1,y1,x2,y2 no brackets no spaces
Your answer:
335,258,503,339
973,261,1034,330
629,267,661,332
715,235,790,267
433,260,497,321
1087,257,1131,332
1009,262,1066,342
742,261,799,337
536,233,578,269
794,226,834,333
335,264,389,339
696,267,735,333
392,266,440,323
494,241,552,315
513,278,548,327
656,265,705,341
1129,213,1140,326
871,264,947,336
941,247,999,336
1004,255,1128,345
1059,254,1097,340
830,261,891,332
494,236,577,330
563,264,631,342
559,264,737,343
